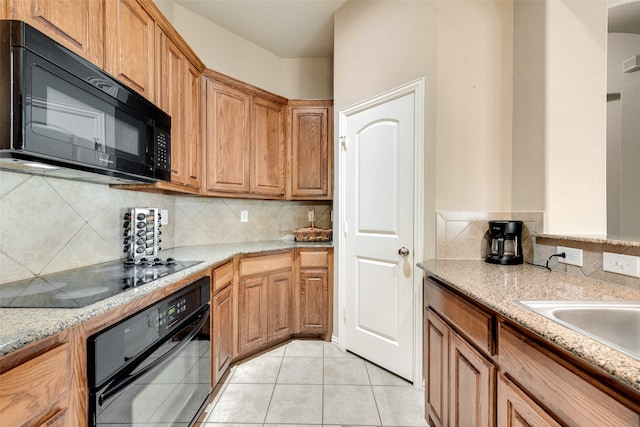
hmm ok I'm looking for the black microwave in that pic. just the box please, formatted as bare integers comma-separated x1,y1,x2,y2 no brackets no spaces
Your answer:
0,20,171,184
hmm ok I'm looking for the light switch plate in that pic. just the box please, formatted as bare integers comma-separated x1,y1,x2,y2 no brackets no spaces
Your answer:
240,210,248,223
603,252,640,277
160,209,169,225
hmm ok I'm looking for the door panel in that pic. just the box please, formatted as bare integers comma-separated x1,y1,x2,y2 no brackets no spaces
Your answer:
344,92,415,381
355,256,400,341
356,122,400,235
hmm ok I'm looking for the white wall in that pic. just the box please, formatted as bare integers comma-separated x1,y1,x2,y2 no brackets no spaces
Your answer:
512,0,546,212
153,0,332,99
436,1,513,212
334,0,438,259
544,0,607,234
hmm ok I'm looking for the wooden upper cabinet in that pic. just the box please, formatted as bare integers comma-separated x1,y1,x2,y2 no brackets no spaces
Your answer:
251,96,285,197
287,101,333,200
156,28,202,190
10,0,104,66
157,29,184,182
183,61,202,189
105,0,155,102
204,78,251,194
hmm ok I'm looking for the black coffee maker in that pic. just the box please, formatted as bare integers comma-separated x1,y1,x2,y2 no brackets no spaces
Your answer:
485,220,523,265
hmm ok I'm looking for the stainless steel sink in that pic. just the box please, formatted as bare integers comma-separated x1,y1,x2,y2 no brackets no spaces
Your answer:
514,300,640,360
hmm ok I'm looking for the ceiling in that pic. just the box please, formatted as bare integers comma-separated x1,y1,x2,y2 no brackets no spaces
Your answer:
174,0,348,58
609,0,640,34
172,0,639,58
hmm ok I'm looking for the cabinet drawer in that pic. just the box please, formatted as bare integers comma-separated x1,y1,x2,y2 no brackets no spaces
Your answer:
213,261,234,293
499,324,639,426
0,343,69,427
239,252,292,277
425,278,493,356
300,250,329,268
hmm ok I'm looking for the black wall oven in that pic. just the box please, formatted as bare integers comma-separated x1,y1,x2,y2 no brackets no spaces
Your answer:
0,20,171,184
87,277,211,426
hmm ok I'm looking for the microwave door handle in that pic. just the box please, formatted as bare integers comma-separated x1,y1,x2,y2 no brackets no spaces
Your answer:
98,305,210,407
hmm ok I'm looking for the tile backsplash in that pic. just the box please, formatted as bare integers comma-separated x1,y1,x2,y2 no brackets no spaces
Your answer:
0,171,332,284
436,210,640,291
436,211,544,263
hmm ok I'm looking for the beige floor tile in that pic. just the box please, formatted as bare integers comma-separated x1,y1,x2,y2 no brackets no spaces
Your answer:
324,357,370,385
323,385,381,425
373,386,428,426
265,384,323,424
284,339,325,357
277,357,323,384
229,356,282,384
365,361,412,386
206,383,274,423
323,342,358,358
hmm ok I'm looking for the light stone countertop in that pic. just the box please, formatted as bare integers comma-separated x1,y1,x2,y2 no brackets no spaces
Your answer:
0,240,332,357
417,259,640,394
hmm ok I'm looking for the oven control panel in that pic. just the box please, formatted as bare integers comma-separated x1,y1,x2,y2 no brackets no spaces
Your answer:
88,276,210,388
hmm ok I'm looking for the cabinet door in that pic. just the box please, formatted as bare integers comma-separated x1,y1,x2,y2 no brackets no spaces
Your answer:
267,271,292,341
425,310,449,427
238,275,268,354
11,0,104,66
497,374,561,427
288,105,332,199
205,79,251,194
156,29,185,183
105,0,155,101
212,285,233,386
299,270,328,334
183,61,202,189
251,97,285,197
450,330,495,427
0,343,69,427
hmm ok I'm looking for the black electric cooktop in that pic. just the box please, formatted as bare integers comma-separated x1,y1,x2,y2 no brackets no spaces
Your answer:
0,258,203,309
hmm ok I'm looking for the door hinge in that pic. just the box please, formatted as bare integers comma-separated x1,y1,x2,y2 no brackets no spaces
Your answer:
340,136,347,150
343,221,348,235
343,308,347,324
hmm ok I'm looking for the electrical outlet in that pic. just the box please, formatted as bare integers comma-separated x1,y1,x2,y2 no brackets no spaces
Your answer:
240,210,248,223
160,209,169,225
557,246,583,267
603,252,640,277
308,211,313,222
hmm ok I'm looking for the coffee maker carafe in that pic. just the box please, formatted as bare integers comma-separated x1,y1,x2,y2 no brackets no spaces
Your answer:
485,220,523,265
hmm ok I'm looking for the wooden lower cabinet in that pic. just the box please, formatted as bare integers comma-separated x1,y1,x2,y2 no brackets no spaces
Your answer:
425,308,494,427
424,276,640,427
295,249,331,339
267,271,293,340
212,262,234,386
298,270,329,333
497,374,561,427
238,274,269,355
0,343,70,427
236,252,293,357
425,309,449,427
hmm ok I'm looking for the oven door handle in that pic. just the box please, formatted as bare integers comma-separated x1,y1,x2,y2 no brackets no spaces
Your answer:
98,304,210,407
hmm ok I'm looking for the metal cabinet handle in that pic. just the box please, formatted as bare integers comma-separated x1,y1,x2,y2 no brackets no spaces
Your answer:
398,247,410,257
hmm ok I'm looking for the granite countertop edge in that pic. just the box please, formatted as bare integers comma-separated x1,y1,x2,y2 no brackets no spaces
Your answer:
0,240,332,357
417,259,640,394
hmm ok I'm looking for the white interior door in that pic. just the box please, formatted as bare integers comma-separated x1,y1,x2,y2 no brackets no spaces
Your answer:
342,92,416,381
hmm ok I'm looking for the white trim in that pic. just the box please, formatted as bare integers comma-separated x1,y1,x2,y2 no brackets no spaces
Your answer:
337,78,426,388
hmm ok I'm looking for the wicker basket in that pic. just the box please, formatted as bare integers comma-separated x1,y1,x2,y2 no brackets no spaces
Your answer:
292,226,333,242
